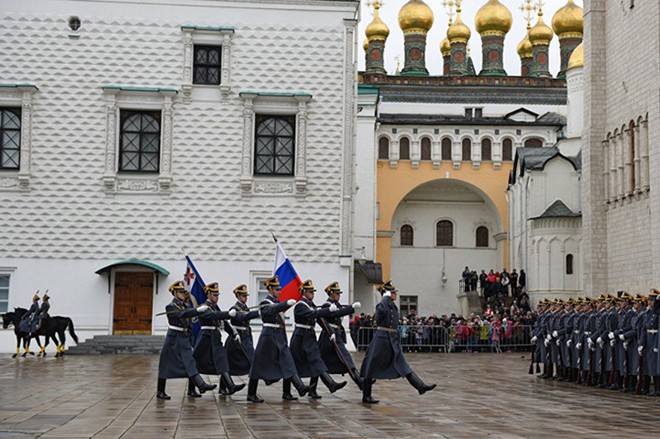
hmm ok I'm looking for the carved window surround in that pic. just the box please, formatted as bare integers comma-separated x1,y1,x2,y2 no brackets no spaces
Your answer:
181,26,235,103
101,86,177,195
0,84,38,192
239,91,312,198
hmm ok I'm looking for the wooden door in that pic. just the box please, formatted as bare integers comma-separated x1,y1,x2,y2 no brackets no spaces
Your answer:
113,272,154,335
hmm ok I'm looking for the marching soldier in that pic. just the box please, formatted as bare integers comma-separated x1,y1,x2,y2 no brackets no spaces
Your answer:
610,292,634,391
156,281,217,400
224,284,260,379
542,300,559,380
247,275,311,403
291,280,346,399
318,281,364,390
639,289,659,395
360,280,436,404
192,282,245,397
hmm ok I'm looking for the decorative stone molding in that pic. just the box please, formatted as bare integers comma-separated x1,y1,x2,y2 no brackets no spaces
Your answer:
0,84,38,192
101,86,177,195
180,26,235,102
239,91,312,197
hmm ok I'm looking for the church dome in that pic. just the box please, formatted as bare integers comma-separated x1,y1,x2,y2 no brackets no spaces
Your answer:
398,0,434,34
447,13,471,43
475,0,512,36
365,7,390,40
440,36,451,57
363,38,369,52
552,0,583,37
517,31,532,58
567,42,584,69
529,14,553,45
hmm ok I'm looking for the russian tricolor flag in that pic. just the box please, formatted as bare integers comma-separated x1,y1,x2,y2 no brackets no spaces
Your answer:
273,242,302,302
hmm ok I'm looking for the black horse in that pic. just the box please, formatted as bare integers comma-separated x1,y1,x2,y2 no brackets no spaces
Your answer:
2,307,79,357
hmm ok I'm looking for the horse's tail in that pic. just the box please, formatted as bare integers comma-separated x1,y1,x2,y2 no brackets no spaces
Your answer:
67,318,79,344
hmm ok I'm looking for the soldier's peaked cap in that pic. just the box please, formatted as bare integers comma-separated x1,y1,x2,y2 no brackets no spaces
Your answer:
32,293,40,301
264,276,280,288
43,293,50,300
204,282,220,295
325,281,342,294
299,279,316,293
378,280,398,294
619,292,634,301
233,284,249,296
169,280,186,294
648,289,659,298
635,293,646,302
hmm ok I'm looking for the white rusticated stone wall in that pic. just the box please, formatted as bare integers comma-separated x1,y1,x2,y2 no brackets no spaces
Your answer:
583,0,660,293
0,0,359,351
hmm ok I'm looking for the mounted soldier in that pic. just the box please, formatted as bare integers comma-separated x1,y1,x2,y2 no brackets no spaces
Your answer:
19,292,40,338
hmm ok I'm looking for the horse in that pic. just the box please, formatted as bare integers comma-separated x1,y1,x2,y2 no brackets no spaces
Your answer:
3,307,79,357
2,308,34,357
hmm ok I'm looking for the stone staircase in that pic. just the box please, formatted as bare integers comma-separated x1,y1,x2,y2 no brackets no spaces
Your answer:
66,335,164,355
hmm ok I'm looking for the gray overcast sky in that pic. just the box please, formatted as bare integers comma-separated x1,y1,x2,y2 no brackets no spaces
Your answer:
357,0,584,77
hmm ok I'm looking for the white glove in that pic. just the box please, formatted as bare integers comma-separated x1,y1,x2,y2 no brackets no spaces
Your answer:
329,303,338,313
618,334,625,341
566,339,572,347
596,337,603,344
608,332,615,340
544,340,549,348
556,340,561,346
228,309,237,317
545,335,552,342
552,330,558,338
576,343,582,350
330,333,336,342
287,299,296,306
654,348,658,353
196,304,209,313
352,301,361,309
609,339,615,347
638,345,644,355
531,336,538,343
623,341,629,350
234,333,241,343
383,291,392,298
587,339,594,348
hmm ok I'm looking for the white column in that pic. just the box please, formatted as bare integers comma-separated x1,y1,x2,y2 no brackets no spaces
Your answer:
602,140,610,202
640,119,649,190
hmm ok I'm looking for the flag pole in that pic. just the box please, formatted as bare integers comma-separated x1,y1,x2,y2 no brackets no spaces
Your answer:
271,232,278,243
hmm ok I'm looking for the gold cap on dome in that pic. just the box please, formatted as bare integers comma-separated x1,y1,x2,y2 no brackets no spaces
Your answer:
567,42,583,70
551,0,583,38
529,3,553,46
447,9,471,44
475,0,512,37
517,30,533,58
440,37,451,57
398,0,434,35
365,0,390,41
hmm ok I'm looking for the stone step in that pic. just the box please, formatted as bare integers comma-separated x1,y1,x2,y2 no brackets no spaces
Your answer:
66,335,165,355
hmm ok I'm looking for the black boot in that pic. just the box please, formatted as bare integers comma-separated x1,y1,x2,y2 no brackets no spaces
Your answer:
625,376,636,393
307,377,321,399
290,375,312,398
246,378,263,403
320,372,347,393
653,376,660,396
362,378,378,404
350,368,364,391
220,373,245,395
218,377,229,395
156,378,171,400
282,378,298,401
640,376,650,395
406,372,436,395
193,374,217,393
187,378,202,397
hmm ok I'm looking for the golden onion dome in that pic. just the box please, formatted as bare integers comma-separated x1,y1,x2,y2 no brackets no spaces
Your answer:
363,38,369,52
440,36,451,57
365,7,390,40
475,0,512,36
398,0,434,34
447,13,471,43
529,14,553,45
552,0,584,37
517,30,533,58
567,42,584,69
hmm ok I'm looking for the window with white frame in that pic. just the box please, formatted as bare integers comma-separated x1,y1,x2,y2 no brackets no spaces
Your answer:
0,108,21,170
0,84,37,191
181,26,234,101
0,274,9,313
101,86,176,194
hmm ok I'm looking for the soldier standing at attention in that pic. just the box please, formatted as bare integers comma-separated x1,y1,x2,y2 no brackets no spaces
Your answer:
224,284,260,383
639,289,659,395
156,281,217,400
318,281,364,390
360,280,436,404
246,275,311,403
291,279,346,399
193,282,245,397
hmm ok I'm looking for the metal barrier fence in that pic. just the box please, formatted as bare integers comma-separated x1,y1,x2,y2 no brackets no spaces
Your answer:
355,324,535,353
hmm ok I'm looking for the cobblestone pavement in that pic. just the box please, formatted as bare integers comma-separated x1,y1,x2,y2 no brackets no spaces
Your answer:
0,352,657,438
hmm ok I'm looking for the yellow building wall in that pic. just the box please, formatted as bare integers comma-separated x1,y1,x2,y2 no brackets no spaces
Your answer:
376,161,513,280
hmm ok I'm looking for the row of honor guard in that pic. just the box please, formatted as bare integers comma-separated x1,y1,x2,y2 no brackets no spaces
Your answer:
156,276,437,403
531,290,660,395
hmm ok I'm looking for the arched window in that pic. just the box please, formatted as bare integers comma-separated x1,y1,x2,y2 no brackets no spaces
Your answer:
566,254,574,275
629,121,636,192
481,139,492,161
436,220,453,246
476,226,489,247
378,137,389,160
400,225,413,246
399,137,410,160
524,138,543,148
420,138,431,160
461,138,471,161
502,138,513,161
441,138,452,160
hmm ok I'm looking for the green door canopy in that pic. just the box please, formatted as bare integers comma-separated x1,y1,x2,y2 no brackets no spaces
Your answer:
95,259,170,276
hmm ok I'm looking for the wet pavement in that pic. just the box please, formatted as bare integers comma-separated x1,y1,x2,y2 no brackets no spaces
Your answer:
0,352,657,438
